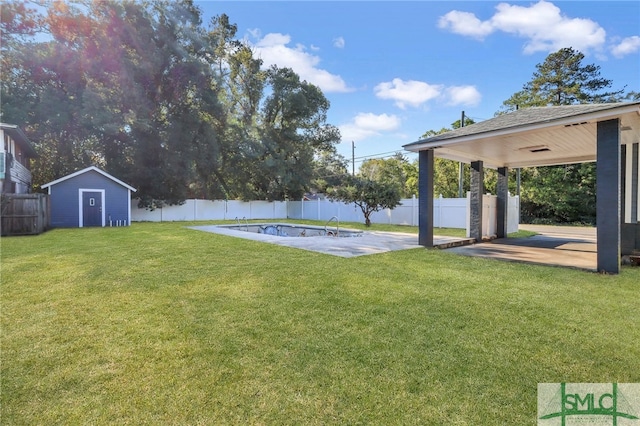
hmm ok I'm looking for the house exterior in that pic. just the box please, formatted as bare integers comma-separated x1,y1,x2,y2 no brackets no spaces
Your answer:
41,166,137,228
1,123,38,194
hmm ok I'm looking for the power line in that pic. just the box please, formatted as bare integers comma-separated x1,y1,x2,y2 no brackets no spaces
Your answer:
346,114,495,166
352,149,404,161
353,150,418,164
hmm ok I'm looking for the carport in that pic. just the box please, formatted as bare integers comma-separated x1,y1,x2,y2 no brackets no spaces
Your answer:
403,102,640,274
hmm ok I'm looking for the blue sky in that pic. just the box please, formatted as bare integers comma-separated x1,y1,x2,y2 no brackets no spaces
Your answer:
196,1,640,168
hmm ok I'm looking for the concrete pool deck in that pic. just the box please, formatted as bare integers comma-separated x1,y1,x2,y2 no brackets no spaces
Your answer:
188,225,473,258
189,224,603,270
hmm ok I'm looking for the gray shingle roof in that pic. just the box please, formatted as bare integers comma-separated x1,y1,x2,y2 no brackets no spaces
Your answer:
403,102,640,149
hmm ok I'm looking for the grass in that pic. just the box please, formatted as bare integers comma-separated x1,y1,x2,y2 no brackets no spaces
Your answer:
2,221,638,424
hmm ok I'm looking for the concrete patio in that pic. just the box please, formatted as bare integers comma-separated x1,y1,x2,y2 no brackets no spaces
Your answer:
445,225,598,271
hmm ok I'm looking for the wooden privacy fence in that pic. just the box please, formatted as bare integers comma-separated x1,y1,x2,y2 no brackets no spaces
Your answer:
1,193,50,236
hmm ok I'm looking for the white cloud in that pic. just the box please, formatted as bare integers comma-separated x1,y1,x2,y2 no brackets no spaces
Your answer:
252,32,351,93
353,112,400,131
611,36,640,58
438,10,493,39
445,86,482,107
374,78,443,109
339,113,401,142
333,36,345,49
439,0,607,54
373,78,480,109
494,1,606,54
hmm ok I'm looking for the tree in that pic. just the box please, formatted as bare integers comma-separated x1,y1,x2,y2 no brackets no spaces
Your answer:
497,47,624,224
328,176,401,227
195,15,263,200
1,2,344,205
421,116,476,197
499,47,625,112
250,66,341,200
1,0,216,206
359,153,417,198
519,164,596,224
311,150,349,194
402,158,419,198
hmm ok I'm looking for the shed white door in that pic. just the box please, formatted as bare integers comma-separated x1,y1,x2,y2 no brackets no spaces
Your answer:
82,191,102,227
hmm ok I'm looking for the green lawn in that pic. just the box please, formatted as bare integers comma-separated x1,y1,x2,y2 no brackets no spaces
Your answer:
2,222,638,424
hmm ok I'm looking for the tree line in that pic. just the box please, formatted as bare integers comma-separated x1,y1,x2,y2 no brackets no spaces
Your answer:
2,2,637,224
1,0,348,207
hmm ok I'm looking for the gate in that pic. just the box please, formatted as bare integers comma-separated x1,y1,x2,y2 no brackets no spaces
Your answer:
1,193,50,236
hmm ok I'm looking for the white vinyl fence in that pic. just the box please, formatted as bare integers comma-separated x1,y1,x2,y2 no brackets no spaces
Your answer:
132,194,519,236
131,199,287,222
285,195,470,228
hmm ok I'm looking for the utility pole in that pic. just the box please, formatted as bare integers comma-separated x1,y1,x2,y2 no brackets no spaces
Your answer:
458,111,465,198
352,141,355,176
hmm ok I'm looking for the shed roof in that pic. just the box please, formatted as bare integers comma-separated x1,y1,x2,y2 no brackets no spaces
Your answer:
0,123,39,158
41,166,137,191
403,102,640,168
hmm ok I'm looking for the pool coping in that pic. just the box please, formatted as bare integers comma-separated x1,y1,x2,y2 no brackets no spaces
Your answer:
188,224,473,258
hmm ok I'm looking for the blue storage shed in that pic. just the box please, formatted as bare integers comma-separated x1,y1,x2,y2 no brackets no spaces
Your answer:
41,166,137,228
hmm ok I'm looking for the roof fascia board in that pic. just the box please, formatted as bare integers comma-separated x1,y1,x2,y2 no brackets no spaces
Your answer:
405,104,640,152
41,166,137,191
41,166,98,188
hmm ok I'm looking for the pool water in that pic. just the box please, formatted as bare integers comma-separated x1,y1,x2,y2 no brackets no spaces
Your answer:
219,223,363,238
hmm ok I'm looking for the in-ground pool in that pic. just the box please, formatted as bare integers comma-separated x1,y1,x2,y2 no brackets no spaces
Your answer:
189,224,465,257
218,223,363,238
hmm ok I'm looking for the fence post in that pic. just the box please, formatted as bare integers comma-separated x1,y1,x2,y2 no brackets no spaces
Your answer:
412,194,417,226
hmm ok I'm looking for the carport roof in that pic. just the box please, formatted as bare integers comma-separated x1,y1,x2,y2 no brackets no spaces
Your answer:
403,102,640,169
